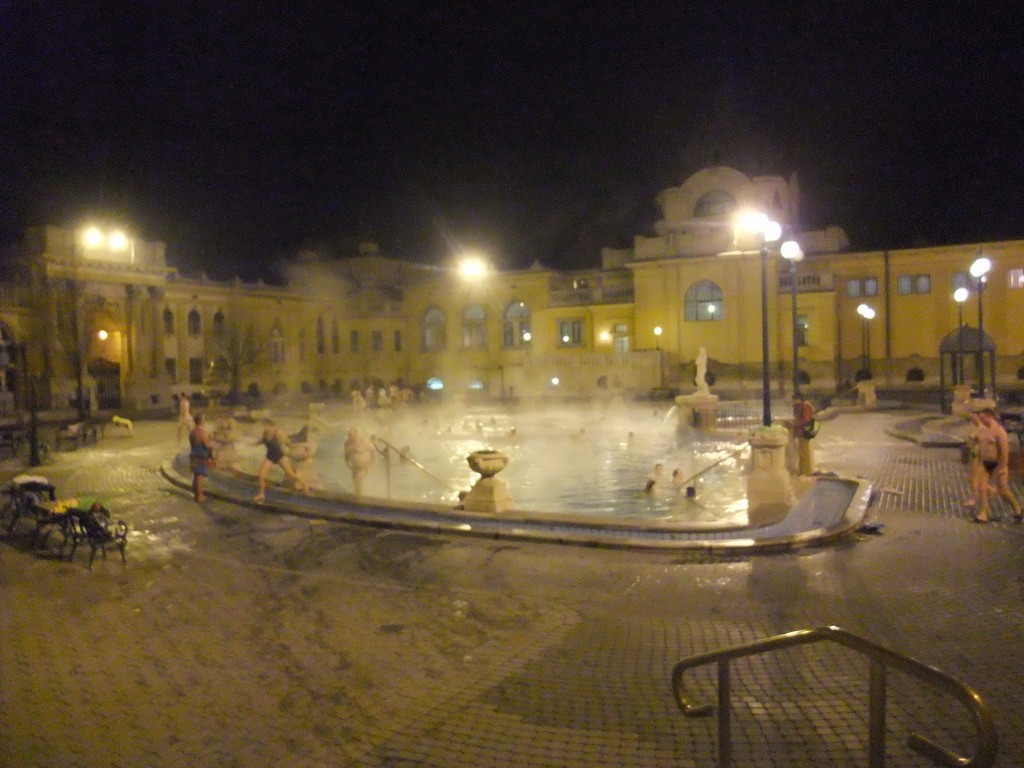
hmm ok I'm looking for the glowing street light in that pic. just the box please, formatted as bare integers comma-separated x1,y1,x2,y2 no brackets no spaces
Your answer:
969,252,992,397
740,211,782,427
109,231,128,250
457,255,488,280
953,287,969,384
82,227,104,248
97,329,108,341
856,303,876,378
780,239,804,397
653,326,662,350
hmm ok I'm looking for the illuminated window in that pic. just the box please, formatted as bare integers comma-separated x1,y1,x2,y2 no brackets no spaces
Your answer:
684,280,723,321
187,310,201,336
613,322,630,354
269,324,285,364
503,301,531,348
897,274,931,295
557,318,583,347
1009,268,1024,289
422,307,446,351
846,278,878,298
462,304,487,349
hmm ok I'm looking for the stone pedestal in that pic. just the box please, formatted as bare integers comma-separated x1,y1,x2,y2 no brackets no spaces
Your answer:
675,393,720,431
746,426,794,526
462,450,514,514
856,381,877,409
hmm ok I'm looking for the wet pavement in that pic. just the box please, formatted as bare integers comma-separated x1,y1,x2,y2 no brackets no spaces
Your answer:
1,410,1022,767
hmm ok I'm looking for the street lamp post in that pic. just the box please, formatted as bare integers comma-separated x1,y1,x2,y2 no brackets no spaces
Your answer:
953,287,969,385
969,254,992,397
856,303,876,378
780,240,804,397
741,213,782,427
653,326,663,387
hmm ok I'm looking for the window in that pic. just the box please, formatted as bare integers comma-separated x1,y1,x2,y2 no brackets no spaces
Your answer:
422,307,446,351
331,320,339,353
557,318,583,347
693,189,737,218
684,280,723,322
188,357,204,385
462,304,487,349
350,330,359,353
163,308,175,335
187,310,201,336
503,301,531,348
613,322,630,355
164,357,177,381
394,330,402,352
796,314,809,347
269,324,285,364
316,317,325,354
897,274,931,295
952,271,971,291
213,311,225,335
845,278,878,298
1009,268,1024,289
372,330,383,352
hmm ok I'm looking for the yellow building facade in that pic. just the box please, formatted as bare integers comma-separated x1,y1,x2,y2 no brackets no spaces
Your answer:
1,167,1021,414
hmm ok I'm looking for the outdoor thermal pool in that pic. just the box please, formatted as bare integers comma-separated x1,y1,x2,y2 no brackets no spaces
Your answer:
231,401,751,525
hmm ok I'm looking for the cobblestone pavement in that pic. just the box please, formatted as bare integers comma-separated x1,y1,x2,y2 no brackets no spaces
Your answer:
1,411,1022,767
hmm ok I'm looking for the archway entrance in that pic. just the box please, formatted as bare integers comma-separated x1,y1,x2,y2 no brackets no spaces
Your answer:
88,359,121,409
938,325,995,412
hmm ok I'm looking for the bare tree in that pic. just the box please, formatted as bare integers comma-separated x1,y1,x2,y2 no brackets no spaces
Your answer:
210,321,265,398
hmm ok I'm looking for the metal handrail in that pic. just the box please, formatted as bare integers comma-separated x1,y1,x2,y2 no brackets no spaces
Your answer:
370,435,457,497
671,625,997,768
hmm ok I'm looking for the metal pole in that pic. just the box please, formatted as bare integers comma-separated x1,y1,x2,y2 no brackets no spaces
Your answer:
977,277,985,397
760,241,771,426
957,304,964,384
28,378,41,467
861,318,869,376
790,259,800,397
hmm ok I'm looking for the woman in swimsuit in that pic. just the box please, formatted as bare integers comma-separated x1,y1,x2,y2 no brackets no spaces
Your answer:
254,419,307,502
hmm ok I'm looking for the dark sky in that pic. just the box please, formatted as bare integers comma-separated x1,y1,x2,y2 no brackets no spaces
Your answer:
1,2,1022,281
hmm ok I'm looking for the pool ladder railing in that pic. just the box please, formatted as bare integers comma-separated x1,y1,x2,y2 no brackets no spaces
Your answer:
371,435,457,498
671,625,996,768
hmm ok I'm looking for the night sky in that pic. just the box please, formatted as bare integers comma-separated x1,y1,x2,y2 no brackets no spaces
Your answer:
1,2,1022,281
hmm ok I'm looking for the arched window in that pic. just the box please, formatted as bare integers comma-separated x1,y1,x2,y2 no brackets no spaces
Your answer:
462,304,487,349
684,281,724,322
163,308,175,335
316,317,325,354
502,301,531,348
187,309,201,336
331,319,339,354
212,311,225,335
422,307,446,351
693,189,737,218
269,322,285,364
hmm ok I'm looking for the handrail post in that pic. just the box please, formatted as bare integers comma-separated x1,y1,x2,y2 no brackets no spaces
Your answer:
718,659,732,768
868,658,887,767
383,446,391,498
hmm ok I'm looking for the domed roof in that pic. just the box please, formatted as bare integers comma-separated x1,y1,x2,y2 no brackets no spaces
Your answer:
939,325,996,353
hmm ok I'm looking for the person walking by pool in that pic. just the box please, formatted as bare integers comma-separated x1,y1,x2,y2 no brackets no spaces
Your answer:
176,391,194,443
253,419,307,502
188,413,215,502
792,395,816,476
344,427,376,495
963,410,989,508
973,408,1022,523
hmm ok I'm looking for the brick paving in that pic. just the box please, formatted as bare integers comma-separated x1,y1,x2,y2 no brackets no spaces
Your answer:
0,410,1022,767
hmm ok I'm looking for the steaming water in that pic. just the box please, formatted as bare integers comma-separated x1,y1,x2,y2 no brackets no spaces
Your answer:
274,403,751,526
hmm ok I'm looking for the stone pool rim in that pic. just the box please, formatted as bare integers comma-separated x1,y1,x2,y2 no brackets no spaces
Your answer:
161,454,872,553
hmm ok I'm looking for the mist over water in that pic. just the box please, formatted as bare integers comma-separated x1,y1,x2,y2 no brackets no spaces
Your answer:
267,402,751,525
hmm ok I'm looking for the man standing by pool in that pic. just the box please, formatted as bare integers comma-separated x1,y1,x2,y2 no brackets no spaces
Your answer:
973,408,1022,523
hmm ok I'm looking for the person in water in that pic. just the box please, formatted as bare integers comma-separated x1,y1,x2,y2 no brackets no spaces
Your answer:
253,419,307,502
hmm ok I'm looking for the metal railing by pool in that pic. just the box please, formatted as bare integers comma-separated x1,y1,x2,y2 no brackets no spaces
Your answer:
671,625,996,768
